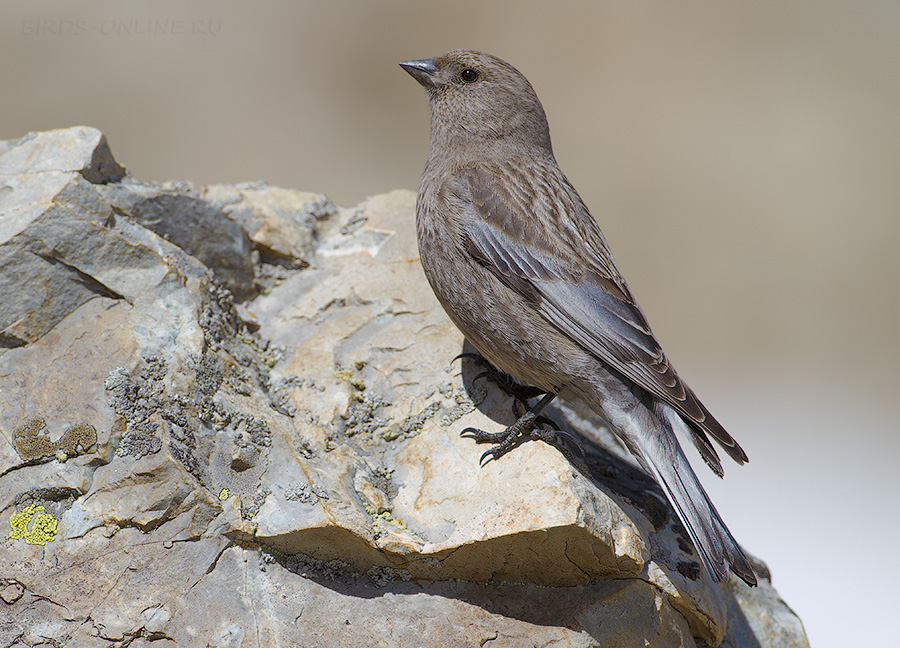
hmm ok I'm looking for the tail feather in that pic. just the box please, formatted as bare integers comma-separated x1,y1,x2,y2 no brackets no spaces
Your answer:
633,424,757,586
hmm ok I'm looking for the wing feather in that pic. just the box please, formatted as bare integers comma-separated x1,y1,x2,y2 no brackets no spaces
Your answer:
457,164,748,472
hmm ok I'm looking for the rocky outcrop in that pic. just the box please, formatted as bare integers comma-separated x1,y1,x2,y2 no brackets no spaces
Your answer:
0,127,809,647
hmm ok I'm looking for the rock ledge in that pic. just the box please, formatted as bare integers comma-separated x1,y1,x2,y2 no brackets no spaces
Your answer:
0,127,808,648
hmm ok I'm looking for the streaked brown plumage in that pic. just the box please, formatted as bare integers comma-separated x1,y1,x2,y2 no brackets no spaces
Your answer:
400,49,757,586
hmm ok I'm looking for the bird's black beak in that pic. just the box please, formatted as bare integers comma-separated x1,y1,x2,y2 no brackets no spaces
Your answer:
399,58,441,88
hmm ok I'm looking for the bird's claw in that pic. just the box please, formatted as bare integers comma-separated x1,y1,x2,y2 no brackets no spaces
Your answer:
462,425,523,465
460,426,508,444
460,426,479,440
531,426,586,458
506,406,582,455
531,416,582,454
479,449,499,466
452,352,484,364
457,371,581,466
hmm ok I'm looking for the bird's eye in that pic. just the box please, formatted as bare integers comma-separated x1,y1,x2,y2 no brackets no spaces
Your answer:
460,68,479,83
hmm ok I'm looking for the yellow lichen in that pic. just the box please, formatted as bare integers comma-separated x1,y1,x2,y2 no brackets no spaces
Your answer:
8,504,59,546
333,369,366,391
219,488,230,501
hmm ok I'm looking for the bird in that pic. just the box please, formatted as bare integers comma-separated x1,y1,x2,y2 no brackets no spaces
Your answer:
399,49,757,587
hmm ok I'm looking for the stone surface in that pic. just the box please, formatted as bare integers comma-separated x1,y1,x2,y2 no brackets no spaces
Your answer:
0,126,125,184
202,182,337,267
95,179,256,300
0,127,809,647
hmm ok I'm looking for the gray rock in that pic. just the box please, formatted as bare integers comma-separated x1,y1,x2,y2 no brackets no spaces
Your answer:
96,179,257,300
0,126,125,183
0,128,809,648
202,182,337,268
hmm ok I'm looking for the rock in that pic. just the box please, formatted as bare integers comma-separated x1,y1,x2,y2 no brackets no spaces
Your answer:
95,179,257,300
0,128,809,647
0,126,125,184
202,182,337,267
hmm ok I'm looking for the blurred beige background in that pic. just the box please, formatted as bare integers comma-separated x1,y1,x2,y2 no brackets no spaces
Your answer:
3,1,898,645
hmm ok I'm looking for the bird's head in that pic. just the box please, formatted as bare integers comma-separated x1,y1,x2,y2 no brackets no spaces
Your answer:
400,50,553,159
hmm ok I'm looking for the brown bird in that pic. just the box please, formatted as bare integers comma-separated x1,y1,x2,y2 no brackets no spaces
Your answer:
400,49,757,586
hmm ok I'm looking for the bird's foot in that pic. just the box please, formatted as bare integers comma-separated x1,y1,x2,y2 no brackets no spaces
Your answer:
453,352,546,402
461,417,585,467
460,391,585,467
461,410,541,465
454,356,586,469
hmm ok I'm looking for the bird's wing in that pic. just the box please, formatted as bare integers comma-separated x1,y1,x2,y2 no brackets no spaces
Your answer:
455,163,748,473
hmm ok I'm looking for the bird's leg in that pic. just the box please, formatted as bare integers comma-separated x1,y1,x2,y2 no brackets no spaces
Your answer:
462,392,564,465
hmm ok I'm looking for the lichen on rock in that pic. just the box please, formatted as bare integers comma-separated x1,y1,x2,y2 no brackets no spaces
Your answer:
0,127,809,648
8,504,59,546
12,417,97,461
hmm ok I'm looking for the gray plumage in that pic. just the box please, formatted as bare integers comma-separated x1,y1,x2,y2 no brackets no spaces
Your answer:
400,49,756,586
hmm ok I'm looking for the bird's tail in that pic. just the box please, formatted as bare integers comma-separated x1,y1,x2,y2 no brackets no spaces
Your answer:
629,420,757,586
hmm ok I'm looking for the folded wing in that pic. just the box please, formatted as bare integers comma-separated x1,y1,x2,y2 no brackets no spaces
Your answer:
456,164,749,475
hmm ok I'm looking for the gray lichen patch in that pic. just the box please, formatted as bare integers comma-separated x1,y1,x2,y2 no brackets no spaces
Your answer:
198,283,243,353
241,488,271,520
276,552,358,583
338,393,391,438
329,365,393,439
438,389,479,426
284,483,329,503
384,400,442,441
98,329,285,523
191,354,224,400
271,550,412,590
366,565,413,587
105,358,167,459
208,398,272,448
266,375,302,417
